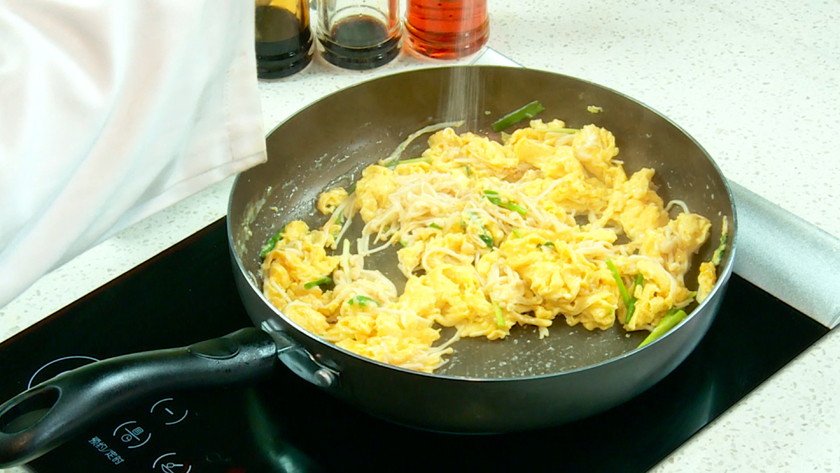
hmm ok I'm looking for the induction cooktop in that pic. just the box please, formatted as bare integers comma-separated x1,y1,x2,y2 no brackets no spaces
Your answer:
0,218,827,473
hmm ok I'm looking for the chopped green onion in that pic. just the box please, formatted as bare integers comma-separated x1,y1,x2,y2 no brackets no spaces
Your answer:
501,202,528,216
260,228,286,258
303,277,332,290
464,165,471,177
638,309,688,348
483,192,528,216
429,223,443,230
712,234,727,264
492,100,546,132
466,211,494,248
711,216,729,266
348,295,381,308
512,229,522,238
347,183,357,195
625,303,636,324
539,241,555,248
399,240,409,247
390,156,432,168
625,274,644,324
605,258,631,305
484,195,503,206
493,302,505,329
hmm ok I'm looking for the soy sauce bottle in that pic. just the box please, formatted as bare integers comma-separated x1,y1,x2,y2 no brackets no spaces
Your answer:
315,0,402,70
255,0,314,79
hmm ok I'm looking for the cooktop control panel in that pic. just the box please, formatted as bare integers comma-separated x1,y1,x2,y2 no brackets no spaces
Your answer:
25,356,237,472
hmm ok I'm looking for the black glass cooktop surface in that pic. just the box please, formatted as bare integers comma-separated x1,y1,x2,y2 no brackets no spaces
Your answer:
0,218,828,473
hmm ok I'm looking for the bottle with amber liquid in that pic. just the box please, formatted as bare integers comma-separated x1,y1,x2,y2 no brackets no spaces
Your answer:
255,0,314,79
405,0,489,60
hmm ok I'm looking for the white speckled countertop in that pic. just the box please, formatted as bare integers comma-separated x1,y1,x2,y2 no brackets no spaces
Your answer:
2,1,839,471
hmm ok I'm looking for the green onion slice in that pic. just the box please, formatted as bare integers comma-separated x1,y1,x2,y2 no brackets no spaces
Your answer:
260,228,286,258
493,302,505,329
492,100,546,132
638,309,688,348
501,202,528,215
483,191,528,216
349,295,381,308
711,216,729,266
303,276,332,290
390,156,432,168
429,223,443,230
625,274,644,324
485,195,502,206
479,234,494,248
605,258,631,305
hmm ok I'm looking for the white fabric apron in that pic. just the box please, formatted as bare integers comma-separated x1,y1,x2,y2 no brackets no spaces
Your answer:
0,1,267,307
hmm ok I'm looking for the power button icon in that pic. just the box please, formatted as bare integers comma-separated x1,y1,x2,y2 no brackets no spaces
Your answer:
152,452,191,473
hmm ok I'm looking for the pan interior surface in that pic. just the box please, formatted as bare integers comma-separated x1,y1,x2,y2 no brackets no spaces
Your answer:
229,66,734,380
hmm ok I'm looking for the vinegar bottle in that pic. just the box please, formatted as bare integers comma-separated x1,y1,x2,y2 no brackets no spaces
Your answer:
404,0,489,60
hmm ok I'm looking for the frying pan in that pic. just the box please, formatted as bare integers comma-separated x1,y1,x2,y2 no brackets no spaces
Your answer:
0,66,736,467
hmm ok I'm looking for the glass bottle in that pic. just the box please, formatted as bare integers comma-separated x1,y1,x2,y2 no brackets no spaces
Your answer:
255,0,314,79
315,0,402,70
405,0,489,60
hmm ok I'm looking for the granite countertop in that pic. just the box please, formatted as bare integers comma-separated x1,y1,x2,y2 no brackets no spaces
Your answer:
2,1,839,471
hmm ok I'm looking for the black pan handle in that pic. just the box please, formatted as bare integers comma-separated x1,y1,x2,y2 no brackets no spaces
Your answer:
0,327,277,468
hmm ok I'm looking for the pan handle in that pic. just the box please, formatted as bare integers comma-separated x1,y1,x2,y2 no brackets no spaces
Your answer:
0,327,277,468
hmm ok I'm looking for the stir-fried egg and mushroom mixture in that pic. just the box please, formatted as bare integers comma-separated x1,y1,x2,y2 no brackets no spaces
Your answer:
260,119,723,373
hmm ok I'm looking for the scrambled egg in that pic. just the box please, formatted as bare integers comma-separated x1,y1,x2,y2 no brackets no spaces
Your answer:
261,119,720,372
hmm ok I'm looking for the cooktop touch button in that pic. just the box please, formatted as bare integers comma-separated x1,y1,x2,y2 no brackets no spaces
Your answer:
113,420,151,449
150,398,189,426
152,452,192,473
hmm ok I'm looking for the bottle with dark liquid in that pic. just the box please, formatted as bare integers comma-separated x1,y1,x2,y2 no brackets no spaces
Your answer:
315,0,402,70
405,0,489,60
255,0,314,79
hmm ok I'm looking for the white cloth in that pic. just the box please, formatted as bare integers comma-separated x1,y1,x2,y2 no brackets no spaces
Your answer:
0,1,267,307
